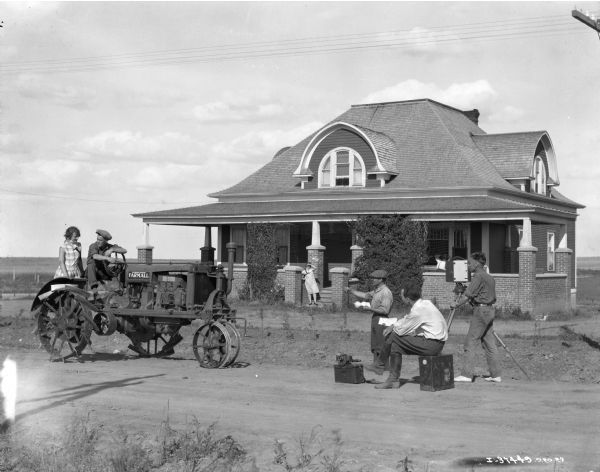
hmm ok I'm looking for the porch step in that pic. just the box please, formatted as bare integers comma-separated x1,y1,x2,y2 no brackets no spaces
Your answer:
317,288,333,307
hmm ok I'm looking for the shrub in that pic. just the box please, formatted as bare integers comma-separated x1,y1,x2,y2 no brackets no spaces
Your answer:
351,216,428,301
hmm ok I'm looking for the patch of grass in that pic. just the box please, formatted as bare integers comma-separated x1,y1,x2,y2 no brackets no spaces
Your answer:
273,426,347,472
109,427,152,472
0,413,254,472
0,414,361,472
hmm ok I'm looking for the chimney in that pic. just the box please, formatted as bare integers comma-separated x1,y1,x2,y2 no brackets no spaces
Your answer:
463,109,480,125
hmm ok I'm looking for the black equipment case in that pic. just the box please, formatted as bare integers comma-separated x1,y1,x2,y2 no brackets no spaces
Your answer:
418,354,455,391
334,364,365,384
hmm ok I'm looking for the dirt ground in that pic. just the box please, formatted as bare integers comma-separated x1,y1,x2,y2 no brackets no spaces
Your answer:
1,300,600,471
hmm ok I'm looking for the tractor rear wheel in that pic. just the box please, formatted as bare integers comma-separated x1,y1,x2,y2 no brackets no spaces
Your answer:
192,321,241,368
37,291,92,362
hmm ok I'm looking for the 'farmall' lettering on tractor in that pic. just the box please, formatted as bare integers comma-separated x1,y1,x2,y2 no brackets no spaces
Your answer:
127,271,150,281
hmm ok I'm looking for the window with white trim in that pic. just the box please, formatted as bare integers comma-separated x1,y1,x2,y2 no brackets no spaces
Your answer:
231,226,246,263
533,155,547,195
547,231,555,271
425,223,470,266
318,148,365,188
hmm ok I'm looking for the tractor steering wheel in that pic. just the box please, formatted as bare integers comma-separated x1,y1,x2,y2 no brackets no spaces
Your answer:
103,251,127,278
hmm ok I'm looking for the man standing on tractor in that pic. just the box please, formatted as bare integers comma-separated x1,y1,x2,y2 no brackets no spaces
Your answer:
86,229,126,298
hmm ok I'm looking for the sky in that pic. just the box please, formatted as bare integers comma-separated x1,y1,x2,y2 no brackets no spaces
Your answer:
1,1,599,260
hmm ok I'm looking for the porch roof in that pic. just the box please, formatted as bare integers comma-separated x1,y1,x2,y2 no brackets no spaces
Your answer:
133,192,577,225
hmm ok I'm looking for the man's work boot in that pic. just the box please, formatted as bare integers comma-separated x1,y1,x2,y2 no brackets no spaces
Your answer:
375,354,402,389
366,347,388,374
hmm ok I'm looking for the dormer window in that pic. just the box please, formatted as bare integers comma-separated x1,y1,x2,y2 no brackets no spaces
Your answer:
532,155,547,195
319,148,365,188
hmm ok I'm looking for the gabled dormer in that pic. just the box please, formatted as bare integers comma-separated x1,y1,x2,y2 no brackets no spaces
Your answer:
293,122,398,189
472,131,559,197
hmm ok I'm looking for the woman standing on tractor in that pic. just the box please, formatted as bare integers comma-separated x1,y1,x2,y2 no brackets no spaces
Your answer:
54,226,83,278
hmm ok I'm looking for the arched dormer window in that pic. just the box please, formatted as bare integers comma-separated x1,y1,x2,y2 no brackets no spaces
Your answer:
318,148,365,188
532,155,547,195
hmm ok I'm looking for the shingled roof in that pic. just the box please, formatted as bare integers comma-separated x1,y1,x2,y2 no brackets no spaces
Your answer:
211,99,517,197
472,131,559,184
134,98,582,222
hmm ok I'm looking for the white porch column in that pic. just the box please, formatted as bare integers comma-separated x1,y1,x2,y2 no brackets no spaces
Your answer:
204,226,212,248
481,222,490,259
137,223,154,264
520,217,533,248
200,225,215,264
307,220,325,287
310,220,322,247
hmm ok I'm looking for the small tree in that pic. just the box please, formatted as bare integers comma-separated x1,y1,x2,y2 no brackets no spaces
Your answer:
245,223,279,300
352,215,428,300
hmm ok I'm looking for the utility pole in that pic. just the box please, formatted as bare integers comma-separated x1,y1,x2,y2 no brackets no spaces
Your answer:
572,8,600,33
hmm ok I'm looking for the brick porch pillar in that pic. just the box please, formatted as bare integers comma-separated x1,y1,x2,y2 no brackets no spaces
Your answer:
284,265,304,306
137,245,154,264
517,246,537,314
555,247,573,309
330,267,350,309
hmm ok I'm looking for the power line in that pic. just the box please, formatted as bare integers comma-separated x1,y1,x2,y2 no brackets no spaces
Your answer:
2,14,577,67
0,15,588,75
0,187,203,205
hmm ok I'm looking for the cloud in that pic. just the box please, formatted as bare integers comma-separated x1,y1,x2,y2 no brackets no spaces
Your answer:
16,74,97,109
362,79,498,110
0,45,19,63
2,2,60,21
192,92,285,123
378,27,465,56
68,130,208,164
211,121,322,162
0,132,31,154
114,88,188,108
488,105,525,124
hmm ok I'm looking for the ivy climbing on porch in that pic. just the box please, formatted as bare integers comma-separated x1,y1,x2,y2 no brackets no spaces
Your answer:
351,215,429,301
243,223,280,302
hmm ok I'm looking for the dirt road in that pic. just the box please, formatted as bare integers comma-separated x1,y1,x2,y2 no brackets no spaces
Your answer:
9,348,600,472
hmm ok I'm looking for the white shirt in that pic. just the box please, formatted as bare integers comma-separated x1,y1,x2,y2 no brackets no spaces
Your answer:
392,299,448,341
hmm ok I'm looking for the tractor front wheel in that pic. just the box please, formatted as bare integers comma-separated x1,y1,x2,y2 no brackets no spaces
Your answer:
192,321,241,368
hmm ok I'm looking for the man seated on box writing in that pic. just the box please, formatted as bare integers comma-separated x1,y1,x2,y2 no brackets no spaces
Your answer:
374,280,448,389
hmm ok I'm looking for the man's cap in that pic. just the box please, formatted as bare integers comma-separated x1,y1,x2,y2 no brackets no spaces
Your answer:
96,229,112,241
369,269,388,279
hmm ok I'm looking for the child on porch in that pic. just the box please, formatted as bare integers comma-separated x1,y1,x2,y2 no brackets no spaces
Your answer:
302,263,320,306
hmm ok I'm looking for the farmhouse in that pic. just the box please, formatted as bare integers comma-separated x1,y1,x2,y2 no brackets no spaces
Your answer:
133,99,583,313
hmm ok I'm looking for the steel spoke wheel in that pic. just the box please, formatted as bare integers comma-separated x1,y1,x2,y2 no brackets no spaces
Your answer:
221,321,241,366
192,322,238,368
37,291,91,361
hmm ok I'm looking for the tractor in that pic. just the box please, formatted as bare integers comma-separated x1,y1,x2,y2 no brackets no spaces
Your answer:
31,242,242,368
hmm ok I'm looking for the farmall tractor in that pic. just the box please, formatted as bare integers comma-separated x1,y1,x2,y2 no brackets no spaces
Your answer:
30,243,242,368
